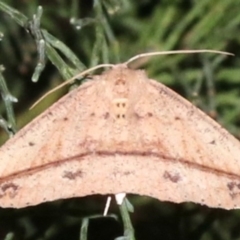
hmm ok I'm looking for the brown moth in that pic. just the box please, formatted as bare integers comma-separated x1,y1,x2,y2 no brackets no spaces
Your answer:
0,50,239,210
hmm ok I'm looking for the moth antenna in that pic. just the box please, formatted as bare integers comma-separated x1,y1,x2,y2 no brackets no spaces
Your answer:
125,49,234,66
30,64,114,109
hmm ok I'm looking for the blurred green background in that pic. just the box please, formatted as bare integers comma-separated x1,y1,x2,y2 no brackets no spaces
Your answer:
1,0,240,239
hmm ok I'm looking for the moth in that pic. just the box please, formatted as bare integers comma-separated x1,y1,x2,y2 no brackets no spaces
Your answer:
0,50,239,210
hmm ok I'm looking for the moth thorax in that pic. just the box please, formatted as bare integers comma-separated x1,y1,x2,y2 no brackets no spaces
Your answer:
112,98,128,120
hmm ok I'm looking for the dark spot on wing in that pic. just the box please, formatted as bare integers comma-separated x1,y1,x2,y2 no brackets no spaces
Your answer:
134,112,153,119
116,114,125,119
227,181,240,199
103,112,110,119
29,142,35,146
123,171,132,176
0,182,19,198
227,182,234,191
209,140,216,145
62,170,83,180
163,171,181,183
1,182,18,192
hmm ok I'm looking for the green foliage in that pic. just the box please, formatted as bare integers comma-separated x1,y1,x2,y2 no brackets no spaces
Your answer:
0,0,240,240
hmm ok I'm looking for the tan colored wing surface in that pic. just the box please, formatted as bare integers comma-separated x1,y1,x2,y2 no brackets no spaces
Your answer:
0,64,240,209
